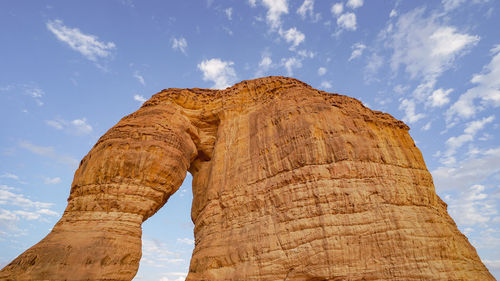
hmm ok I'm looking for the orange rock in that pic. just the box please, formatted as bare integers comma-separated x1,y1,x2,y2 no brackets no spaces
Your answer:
0,77,494,280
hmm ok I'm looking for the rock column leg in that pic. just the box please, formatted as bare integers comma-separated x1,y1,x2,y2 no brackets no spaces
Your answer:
0,102,198,281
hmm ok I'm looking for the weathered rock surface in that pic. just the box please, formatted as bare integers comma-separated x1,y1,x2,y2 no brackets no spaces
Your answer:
0,77,494,280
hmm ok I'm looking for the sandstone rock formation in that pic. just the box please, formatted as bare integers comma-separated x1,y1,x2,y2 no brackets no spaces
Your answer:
0,77,495,281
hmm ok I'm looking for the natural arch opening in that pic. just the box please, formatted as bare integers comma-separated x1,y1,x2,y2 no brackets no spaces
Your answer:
134,173,195,281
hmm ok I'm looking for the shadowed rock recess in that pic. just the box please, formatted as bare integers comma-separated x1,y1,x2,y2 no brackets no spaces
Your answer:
0,77,495,281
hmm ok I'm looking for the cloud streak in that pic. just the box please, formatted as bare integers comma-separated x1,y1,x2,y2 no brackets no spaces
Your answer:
46,19,116,62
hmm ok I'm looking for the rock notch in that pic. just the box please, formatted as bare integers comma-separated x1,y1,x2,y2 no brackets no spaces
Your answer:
0,77,494,280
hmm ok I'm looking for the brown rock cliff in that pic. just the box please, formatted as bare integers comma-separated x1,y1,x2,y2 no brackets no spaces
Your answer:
0,77,494,280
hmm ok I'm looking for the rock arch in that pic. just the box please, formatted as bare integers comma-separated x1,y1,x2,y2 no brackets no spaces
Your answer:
0,77,494,280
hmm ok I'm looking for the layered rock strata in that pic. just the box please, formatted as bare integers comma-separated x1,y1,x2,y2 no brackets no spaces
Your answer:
0,77,494,280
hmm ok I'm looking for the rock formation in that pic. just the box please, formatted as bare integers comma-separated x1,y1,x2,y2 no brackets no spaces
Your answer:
0,77,494,280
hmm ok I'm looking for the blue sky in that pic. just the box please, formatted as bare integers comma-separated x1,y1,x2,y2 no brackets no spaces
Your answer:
0,0,499,280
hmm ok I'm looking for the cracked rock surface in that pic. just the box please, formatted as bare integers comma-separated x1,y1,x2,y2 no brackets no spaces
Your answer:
0,77,494,280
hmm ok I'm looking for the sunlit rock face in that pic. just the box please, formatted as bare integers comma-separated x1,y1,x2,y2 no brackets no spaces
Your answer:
0,77,494,281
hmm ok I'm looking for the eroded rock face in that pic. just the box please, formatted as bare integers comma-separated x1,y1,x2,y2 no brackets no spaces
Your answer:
0,77,494,280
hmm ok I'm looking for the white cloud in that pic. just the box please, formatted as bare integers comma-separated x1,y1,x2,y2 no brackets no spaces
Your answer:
46,120,63,130
364,53,383,81
0,173,20,181
172,37,187,55
422,121,432,131
198,58,237,89
446,45,500,123
225,8,233,20
441,115,495,164
0,185,54,210
297,0,314,19
428,88,452,107
160,273,187,281
399,98,425,124
464,115,495,135
389,9,397,18
19,141,78,166
177,237,194,245
346,0,363,9
279,27,305,49
382,8,480,126
71,118,92,135
261,0,289,29
141,238,186,268
442,0,490,12
389,8,479,98
46,19,116,62
46,117,93,135
442,0,466,11
317,67,327,76
441,0,492,12
24,87,44,106
331,3,343,16
248,0,257,7
45,117,93,135
260,56,272,69
44,177,61,185
281,57,302,76
433,147,500,191
320,81,333,89
337,12,357,31
134,94,147,104
349,43,366,61
297,49,315,58
256,55,273,77
446,185,497,226
484,260,500,271
133,71,145,86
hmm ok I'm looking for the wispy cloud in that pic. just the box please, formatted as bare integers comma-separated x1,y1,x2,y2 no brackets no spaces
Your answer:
0,184,58,234
337,12,357,31
177,237,194,245
44,177,61,185
445,184,497,227
320,81,333,89
346,0,363,9
349,43,366,61
256,54,273,77
260,0,289,30
224,7,233,20
279,27,305,49
172,37,188,55
0,173,20,181
389,8,479,100
141,238,186,267
440,115,495,165
134,71,145,86
46,19,116,62
441,0,489,12
297,0,319,21
19,141,78,167
331,3,343,16
45,117,93,135
428,88,452,107
297,0,313,19
446,44,500,124
433,147,500,191
198,58,237,89
281,57,302,76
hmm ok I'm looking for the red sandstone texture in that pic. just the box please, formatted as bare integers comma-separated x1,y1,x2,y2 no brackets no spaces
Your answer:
0,77,495,280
